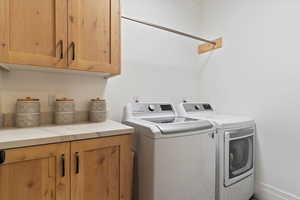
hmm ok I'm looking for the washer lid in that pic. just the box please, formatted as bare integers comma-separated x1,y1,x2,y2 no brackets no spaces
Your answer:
142,117,213,134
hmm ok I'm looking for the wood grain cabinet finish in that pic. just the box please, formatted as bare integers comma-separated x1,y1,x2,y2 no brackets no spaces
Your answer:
0,143,70,200
0,134,132,200
70,135,132,200
0,0,120,74
0,0,68,68
68,0,121,74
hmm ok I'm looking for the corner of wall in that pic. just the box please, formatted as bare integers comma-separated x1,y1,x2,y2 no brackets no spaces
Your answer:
255,182,300,200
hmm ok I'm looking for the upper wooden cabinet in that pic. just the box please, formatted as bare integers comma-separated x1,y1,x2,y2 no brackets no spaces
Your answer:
68,0,120,74
0,0,120,75
0,0,68,68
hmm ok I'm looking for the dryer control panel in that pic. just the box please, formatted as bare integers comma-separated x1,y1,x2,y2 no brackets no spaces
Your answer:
183,103,213,112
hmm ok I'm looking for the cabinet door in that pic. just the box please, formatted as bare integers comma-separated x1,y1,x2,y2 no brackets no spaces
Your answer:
71,135,132,200
68,0,121,74
0,0,68,67
0,143,70,200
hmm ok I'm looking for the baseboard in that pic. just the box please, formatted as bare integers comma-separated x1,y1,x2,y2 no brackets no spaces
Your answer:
255,182,300,200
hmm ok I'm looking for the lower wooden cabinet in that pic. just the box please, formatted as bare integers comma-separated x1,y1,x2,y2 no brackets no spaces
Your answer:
0,134,132,200
0,142,70,200
71,135,132,200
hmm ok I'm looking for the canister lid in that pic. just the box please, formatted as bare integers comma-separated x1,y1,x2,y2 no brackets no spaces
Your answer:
17,97,40,101
56,98,74,101
91,98,105,102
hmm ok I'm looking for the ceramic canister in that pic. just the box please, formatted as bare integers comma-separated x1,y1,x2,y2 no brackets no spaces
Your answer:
89,98,106,122
16,97,41,128
55,98,75,125
16,113,40,128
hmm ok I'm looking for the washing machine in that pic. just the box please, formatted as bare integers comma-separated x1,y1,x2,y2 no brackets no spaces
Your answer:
177,102,256,200
123,101,217,200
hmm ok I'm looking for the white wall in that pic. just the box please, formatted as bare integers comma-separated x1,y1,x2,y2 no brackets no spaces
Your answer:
195,1,300,199
105,0,203,121
0,69,106,113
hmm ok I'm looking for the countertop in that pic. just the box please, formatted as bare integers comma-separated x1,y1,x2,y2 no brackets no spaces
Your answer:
0,120,134,149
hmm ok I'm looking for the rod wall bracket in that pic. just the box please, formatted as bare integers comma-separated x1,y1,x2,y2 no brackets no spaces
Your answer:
198,37,223,54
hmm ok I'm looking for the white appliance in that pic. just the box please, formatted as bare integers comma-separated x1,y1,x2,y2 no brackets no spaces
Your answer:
177,102,256,200
123,101,217,200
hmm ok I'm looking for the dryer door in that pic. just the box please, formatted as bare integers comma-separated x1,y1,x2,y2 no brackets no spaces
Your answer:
224,127,255,187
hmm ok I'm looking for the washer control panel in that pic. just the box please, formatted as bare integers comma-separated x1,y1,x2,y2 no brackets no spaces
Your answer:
133,103,174,114
183,103,213,112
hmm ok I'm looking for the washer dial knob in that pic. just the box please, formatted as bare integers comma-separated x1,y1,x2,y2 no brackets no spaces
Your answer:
195,105,201,110
148,105,156,112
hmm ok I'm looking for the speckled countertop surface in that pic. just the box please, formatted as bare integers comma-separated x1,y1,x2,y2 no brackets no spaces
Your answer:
0,120,134,149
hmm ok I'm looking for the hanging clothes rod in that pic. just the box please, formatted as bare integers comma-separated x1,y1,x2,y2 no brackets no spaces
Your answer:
121,16,216,45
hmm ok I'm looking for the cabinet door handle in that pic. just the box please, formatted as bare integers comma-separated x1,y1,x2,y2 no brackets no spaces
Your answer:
0,150,5,164
59,40,64,59
61,154,65,177
75,152,80,174
71,42,75,61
